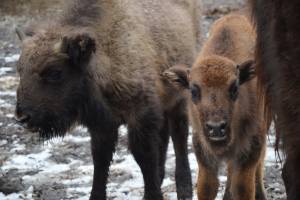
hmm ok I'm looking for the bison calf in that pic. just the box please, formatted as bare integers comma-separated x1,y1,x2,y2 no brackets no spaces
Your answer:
163,14,267,200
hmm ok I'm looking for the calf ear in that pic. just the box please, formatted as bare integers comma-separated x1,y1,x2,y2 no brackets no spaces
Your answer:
57,32,96,67
238,60,256,85
161,65,190,89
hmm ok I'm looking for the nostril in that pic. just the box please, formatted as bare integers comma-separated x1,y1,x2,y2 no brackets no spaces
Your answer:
14,114,30,124
205,123,215,136
220,122,227,131
206,121,228,140
205,123,213,131
206,122,227,135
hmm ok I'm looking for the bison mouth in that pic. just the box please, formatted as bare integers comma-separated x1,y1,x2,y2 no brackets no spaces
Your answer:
204,125,231,145
15,113,74,140
207,129,227,142
205,130,231,150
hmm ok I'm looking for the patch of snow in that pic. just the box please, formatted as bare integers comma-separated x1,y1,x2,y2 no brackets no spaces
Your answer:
4,54,20,63
0,193,22,200
0,67,14,76
219,175,227,182
7,123,18,128
0,140,8,146
162,177,174,187
0,76,18,82
2,149,52,172
77,165,94,173
0,91,15,96
73,126,88,133
0,99,12,108
62,176,92,185
266,147,277,163
188,152,198,172
5,113,14,118
164,192,178,200
111,155,143,188
0,124,282,199
118,125,127,136
67,187,91,199
41,163,70,174
0,186,33,200
63,135,90,143
9,144,26,153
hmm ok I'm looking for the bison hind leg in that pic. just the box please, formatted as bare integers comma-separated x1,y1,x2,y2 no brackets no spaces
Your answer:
282,153,300,200
158,115,170,185
128,107,164,200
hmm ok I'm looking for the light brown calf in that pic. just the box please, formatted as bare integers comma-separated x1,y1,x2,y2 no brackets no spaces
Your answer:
163,14,267,200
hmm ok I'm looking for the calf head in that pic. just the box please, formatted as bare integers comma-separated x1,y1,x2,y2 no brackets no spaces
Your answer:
163,56,255,151
15,26,96,139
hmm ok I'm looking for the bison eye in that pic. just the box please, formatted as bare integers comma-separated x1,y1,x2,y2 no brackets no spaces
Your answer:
190,84,201,103
41,69,62,83
229,81,239,101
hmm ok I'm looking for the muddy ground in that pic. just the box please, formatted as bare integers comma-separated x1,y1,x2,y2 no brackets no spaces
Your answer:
0,0,286,199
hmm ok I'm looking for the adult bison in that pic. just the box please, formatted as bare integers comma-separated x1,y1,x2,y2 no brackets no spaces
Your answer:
250,0,300,199
14,0,202,199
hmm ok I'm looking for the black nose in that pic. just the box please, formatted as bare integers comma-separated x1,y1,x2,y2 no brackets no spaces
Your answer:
15,102,31,124
205,121,228,138
14,114,31,124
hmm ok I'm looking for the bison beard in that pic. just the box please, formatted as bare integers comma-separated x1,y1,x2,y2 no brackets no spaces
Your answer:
37,114,72,140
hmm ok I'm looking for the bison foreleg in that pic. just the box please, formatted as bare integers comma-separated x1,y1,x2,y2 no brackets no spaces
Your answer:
89,128,118,200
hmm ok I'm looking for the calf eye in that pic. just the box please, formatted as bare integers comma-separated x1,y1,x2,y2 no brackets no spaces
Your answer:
41,69,62,83
190,84,201,103
229,81,239,101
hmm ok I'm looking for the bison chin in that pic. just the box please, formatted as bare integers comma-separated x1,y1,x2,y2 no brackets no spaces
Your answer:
37,118,73,140
18,110,77,140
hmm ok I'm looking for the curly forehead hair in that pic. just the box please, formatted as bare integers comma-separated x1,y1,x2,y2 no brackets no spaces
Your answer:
192,55,237,87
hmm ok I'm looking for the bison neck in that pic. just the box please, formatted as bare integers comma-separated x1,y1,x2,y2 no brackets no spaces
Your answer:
61,0,183,121
79,1,159,118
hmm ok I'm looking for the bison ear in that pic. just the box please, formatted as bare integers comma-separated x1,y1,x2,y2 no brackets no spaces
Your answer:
57,33,96,67
15,27,34,41
161,65,190,89
238,60,256,85
15,28,26,41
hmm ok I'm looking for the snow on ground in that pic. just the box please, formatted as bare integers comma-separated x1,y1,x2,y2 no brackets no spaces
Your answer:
0,54,283,200
0,41,285,200
3,54,19,64
0,122,282,200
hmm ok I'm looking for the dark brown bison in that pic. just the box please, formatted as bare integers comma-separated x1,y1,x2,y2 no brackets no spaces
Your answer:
250,0,300,199
14,0,202,199
163,14,267,200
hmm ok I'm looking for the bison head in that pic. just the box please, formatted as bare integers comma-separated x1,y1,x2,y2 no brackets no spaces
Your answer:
163,56,255,152
14,26,96,139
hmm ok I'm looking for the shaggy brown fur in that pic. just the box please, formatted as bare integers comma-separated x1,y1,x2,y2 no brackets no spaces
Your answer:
14,0,202,199
163,14,267,200
250,1,300,199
